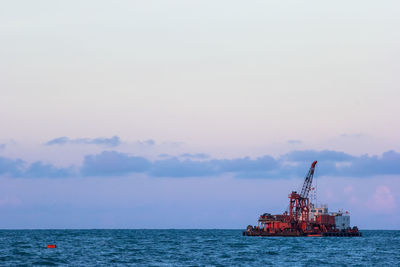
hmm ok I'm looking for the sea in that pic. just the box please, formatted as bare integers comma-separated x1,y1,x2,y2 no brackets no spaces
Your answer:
0,230,398,266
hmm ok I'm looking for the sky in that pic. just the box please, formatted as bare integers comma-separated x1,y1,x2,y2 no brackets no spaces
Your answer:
0,0,399,229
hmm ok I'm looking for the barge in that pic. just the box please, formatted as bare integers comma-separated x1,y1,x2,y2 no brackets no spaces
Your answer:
243,161,361,237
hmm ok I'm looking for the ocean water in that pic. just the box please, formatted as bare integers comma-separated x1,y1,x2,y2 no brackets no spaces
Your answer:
0,230,398,266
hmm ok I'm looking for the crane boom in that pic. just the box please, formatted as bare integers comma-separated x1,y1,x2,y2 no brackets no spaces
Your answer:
300,161,317,199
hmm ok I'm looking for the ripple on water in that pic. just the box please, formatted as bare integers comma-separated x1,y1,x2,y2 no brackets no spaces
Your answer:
0,230,398,265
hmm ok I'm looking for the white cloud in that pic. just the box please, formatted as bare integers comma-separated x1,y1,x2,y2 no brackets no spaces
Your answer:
367,185,396,213
344,185,354,194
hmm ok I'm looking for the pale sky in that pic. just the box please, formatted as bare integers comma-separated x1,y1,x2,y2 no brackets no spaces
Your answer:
0,0,399,229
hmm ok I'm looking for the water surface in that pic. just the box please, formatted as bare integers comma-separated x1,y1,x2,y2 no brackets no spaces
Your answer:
0,230,398,266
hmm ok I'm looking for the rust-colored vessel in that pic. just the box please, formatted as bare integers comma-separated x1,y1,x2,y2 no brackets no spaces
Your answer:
244,161,361,237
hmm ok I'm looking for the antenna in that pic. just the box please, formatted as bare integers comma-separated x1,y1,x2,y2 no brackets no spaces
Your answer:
314,163,318,206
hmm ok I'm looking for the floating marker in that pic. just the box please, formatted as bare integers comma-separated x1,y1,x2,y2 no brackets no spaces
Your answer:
47,244,56,248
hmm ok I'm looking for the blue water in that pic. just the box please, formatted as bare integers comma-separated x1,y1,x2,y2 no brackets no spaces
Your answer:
0,230,398,266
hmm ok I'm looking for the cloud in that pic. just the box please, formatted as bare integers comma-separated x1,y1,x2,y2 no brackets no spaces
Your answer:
1,149,400,179
282,150,355,162
343,185,354,194
180,153,209,159
0,156,25,176
81,151,151,176
367,185,396,213
45,136,121,147
137,139,155,146
280,150,400,177
24,161,75,178
161,141,185,147
217,156,278,173
103,149,400,178
340,133,366,138
45,137,159,148
0,144,6,151
150,157,218,177
287,140,302,145
342,150,400,176
0,156,74,178
149,155,279,178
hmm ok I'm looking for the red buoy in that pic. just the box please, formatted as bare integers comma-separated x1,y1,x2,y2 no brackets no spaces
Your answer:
47,244,56,248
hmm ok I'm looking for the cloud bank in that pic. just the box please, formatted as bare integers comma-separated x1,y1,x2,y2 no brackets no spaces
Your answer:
287,140,302,145
0,156,75,178
45,136,121,147
81,151,151,176
1,150,400,179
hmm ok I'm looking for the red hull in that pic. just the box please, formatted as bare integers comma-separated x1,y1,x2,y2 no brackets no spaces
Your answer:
243,229,361,237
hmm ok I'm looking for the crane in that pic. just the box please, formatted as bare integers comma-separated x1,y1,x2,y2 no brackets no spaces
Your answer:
300,161,317,199
288,161,318,223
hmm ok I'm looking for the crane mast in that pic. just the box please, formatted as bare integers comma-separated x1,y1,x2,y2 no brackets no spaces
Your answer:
300,161,317,199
